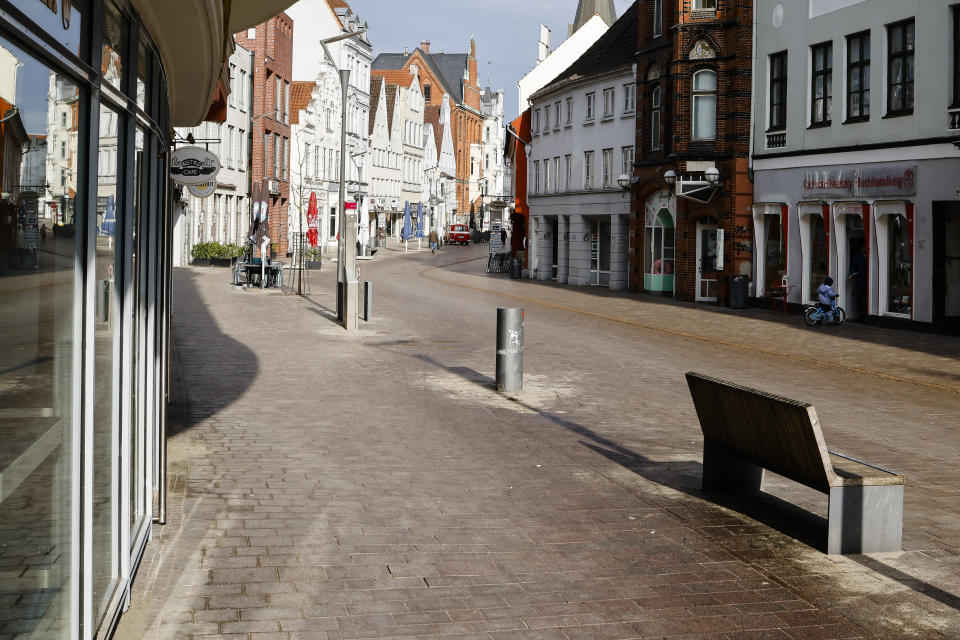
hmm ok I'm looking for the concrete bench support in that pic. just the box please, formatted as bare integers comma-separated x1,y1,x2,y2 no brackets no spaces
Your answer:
828,483,904,555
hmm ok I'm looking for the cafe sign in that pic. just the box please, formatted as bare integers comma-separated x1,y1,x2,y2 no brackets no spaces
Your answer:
170,146,221,185
802,164,916,199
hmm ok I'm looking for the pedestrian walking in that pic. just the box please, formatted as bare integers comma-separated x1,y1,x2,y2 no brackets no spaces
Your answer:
428,228,439,254
500,227,507,248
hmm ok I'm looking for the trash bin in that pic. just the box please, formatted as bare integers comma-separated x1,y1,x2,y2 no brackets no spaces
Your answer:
510,257,522,279
729,274,749,309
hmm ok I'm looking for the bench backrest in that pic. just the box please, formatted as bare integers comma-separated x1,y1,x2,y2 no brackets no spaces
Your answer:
685,372,836,492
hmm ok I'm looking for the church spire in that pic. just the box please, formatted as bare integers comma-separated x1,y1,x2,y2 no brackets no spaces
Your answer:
568,0,617,37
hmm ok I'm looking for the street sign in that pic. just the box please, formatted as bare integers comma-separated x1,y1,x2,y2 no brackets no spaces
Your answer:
345,201,358,210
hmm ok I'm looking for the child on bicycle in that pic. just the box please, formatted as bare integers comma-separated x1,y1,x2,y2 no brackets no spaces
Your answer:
817,277,839,323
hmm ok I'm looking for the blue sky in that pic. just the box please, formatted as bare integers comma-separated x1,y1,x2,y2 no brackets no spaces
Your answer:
356,0,633,121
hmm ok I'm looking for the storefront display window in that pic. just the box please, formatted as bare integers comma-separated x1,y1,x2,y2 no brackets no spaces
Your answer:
887,214,912,316
645,211,675,293
765,214,785,291
809,215,828,299
0,35,81,639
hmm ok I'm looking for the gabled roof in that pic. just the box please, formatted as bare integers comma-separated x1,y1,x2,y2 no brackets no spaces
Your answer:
536,0,637,98
369,76,382,136
289,81,314,125
424,105,443,152
372,48,468,104
384,85,398,133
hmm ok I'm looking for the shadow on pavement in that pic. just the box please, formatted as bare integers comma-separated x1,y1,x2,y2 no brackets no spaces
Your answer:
851,556,960,612
167,270,259,436
472,268,960,360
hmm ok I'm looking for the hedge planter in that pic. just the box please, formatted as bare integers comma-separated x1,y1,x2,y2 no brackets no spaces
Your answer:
192,258,210,267
210,257,233,268
306,261,323,270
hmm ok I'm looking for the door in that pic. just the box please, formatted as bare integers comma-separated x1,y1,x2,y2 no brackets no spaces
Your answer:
696,220,719,301
934,202,960,329
590,219,611,286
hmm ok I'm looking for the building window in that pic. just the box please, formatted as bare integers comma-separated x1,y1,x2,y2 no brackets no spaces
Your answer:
329,206,337,238
603,88,615,117
651,86,661,150
653,0,662,37
584,150,594,188
769,52,787,130
621,146,634,177
554,157,560,192
846,31,870,120
554,101,561,128
694,0,716,9
887,19,914,115
692,69,717,140
585,92,595,120
565,97,573,123
811,41,832,125
544,104,551,132
534,108,541,133
954,8,960,106
533,160,540,193
424,84,431,101
601,148,613,188
564,154,572,190
624,83,636,113
543,160,549,192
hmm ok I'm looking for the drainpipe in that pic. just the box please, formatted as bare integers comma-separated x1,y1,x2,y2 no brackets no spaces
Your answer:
747,4,758,183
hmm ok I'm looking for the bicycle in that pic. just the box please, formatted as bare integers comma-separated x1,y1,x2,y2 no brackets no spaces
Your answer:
803,297,846,326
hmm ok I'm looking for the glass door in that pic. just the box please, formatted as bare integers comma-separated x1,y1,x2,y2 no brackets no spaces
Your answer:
645,211,675,293
589,219,611,286
696,220,719,301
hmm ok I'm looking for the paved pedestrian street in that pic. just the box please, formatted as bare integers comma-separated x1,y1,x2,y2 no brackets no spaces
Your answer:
114,244,960,640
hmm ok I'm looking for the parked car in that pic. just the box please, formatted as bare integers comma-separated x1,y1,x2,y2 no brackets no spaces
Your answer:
447,224,470,245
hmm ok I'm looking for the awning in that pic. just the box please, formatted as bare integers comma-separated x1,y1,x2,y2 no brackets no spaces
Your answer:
132,0,297,126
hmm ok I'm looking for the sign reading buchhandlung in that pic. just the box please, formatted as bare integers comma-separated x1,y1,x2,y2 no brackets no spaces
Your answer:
801,164,917,199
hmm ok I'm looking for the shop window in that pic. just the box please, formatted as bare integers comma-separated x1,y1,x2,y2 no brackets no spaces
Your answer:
692,69,716,139
808,215,829,302
0,35,81,637
811,41,832,126
765,214,786,292
886,214,912,316
645,211,675,293
846,31,869,120
887,19,914,115
769,52,787,130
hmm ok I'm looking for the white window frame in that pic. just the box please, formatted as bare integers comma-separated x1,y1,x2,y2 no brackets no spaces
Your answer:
585,93,596,120
651,86,662,150
692,69,717,140
601,148,613,188
584,150,594,188
603,88,615,117
624,83,636,113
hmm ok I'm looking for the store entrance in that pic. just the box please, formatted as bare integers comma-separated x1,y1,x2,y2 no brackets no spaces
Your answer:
842,215,866,319
933,202,960,330
590,218,611,286
696,217,720,302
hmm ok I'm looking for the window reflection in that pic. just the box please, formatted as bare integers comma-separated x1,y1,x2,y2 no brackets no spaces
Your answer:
0,36,79,639
93,103,120,619
101,0,125,90
9,0,84,56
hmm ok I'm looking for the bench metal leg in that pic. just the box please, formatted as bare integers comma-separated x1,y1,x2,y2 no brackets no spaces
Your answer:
702,438,764,491
827,485,903,554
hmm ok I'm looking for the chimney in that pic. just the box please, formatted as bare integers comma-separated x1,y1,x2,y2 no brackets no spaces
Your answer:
404,46,409,56
420,40,431,53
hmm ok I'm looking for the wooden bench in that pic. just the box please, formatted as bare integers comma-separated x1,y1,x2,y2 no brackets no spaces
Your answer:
685,372,904,554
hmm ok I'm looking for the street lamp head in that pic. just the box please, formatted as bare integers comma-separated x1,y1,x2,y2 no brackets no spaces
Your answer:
617,173,632,192
705,167,720,184
663,170,677,186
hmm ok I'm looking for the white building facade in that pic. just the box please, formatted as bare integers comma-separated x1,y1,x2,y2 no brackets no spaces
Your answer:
368,78,403,244
480,86,506,215
400,69,425,236
286,0,373,247
751,0,960,329
172,41,253,266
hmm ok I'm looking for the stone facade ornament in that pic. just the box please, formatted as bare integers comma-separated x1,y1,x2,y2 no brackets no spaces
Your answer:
689,40,716,60
646,63,662,81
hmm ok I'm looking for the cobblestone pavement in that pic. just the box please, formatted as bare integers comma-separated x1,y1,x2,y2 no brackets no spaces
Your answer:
114,244,960,640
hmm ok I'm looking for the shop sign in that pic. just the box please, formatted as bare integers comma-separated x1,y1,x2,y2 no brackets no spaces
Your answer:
188,181,216,197
802,164,916,199
345,201,357,210
170,146,221,185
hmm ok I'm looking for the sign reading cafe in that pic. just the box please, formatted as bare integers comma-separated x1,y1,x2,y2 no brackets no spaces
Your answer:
802,164,917,199
170,146,221,185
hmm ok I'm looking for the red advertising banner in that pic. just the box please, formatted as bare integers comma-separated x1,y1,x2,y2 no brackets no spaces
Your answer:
306,192,319,248
345,201,358,211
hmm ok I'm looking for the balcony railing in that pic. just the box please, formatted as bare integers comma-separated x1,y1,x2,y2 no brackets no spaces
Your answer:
766,131,786,149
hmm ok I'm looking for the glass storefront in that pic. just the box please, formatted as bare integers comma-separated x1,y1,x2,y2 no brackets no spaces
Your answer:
764,214,785,291
808,214,828,301
0,1,171,638
887,214,912,316
645,210,675,293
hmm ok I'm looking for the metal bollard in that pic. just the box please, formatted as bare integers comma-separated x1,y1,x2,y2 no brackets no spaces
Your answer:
496,307,523,393
363,281,373,321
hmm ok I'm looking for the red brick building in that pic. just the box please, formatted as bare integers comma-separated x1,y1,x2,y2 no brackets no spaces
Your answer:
372,39,485,218
631,1,753,303
235,13,293,257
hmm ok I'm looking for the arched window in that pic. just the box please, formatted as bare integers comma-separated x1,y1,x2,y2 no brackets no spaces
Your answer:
692,69,717,140
651,86,662,150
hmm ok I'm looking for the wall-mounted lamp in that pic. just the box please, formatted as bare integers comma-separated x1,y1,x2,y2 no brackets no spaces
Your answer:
663,170,676,186
617,173,638,193
668,167,723,203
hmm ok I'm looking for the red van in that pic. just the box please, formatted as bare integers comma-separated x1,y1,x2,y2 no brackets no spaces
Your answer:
447,224,470,245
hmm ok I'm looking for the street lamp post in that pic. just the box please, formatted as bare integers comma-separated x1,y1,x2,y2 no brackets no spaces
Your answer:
319,28,367,330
